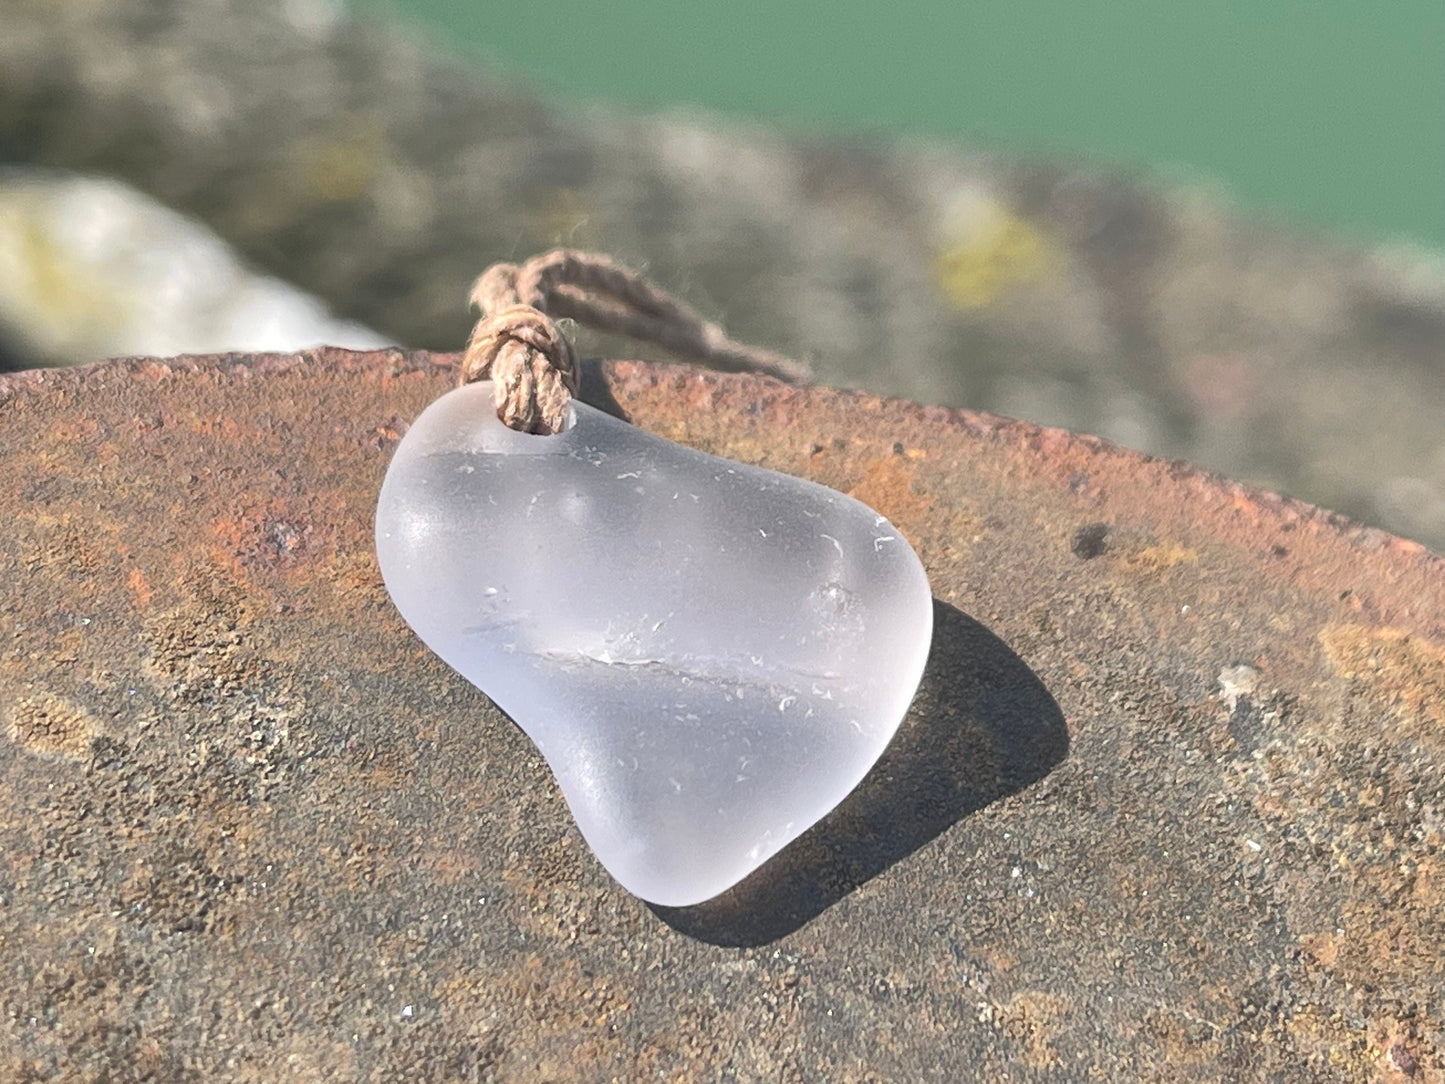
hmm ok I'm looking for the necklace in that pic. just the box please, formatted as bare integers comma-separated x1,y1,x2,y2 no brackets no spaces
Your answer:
375,251,932,906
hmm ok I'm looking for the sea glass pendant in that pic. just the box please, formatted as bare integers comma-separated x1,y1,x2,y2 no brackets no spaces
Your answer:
376,382,932,906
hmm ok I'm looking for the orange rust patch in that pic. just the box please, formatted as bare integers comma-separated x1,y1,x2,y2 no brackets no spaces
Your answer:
5,694,98,759
126,566,153,609
1320,624,1445,729
1141,1003,1224,1068
1298,929,1339,971
331,549,385,597
46,415,101,443
994,991,1067,1069
846,455,929,536
209,497,333,576
1298,898,1444,1044
424,846,486,885
1283,1004,1376,1079
1119,541,1199,573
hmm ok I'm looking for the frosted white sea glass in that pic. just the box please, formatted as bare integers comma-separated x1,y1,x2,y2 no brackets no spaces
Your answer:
375,382,933,906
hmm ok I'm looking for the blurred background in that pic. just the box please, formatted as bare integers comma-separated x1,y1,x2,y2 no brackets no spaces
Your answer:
2,1,1442,548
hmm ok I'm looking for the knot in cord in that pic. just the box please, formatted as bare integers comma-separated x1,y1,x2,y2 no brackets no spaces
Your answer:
459,249,810,435
461,302,579,435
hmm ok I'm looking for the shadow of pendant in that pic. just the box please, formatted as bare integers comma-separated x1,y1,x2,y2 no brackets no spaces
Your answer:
650,598,1068,946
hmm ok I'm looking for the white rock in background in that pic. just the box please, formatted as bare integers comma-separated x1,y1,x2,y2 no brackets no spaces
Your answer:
0,169,389,365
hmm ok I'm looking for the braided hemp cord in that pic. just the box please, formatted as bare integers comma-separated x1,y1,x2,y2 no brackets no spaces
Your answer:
460,250,810,435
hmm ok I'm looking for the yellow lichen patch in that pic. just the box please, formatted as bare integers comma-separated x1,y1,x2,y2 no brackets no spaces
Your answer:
1320,624,1445,729
0,182,134,359
1119,541,1199,573
300,123,385,203
525,187,599,248
5,693,98,759
932,198,1055,309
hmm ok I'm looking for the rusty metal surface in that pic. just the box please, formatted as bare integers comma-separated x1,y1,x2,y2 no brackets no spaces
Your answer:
1,349,1441,1081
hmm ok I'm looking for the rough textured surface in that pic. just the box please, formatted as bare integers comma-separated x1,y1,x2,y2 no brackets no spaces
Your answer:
1,349,1442,1081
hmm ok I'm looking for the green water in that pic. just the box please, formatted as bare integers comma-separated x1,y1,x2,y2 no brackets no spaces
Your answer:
368,1,1443,248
